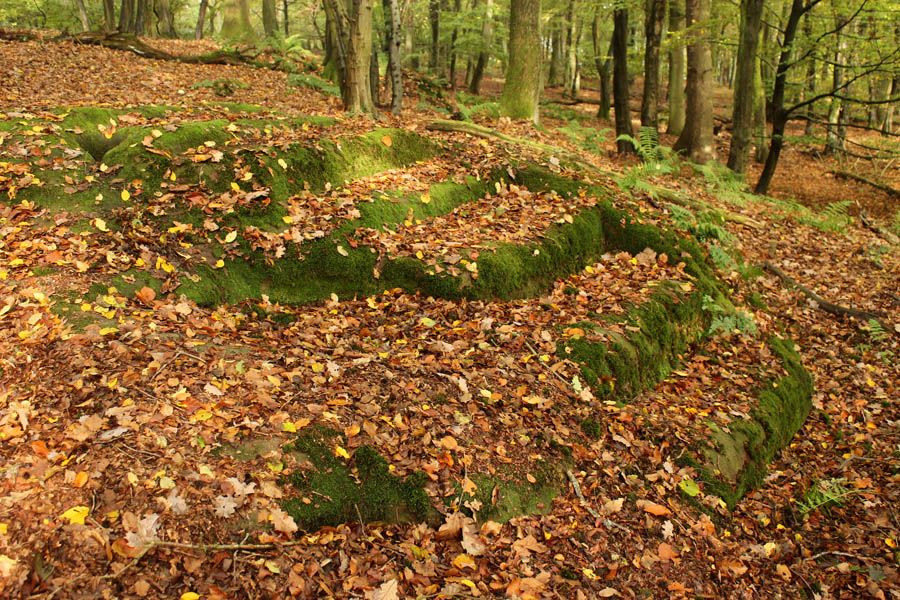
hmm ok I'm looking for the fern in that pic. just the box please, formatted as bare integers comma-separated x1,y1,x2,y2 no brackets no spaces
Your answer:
798,478,855,516
702,295,757,337
708,244,736,272
801,200,851,232
867,318,887,342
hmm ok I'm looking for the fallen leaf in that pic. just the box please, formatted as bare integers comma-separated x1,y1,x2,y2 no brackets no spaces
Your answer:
637,499,670,516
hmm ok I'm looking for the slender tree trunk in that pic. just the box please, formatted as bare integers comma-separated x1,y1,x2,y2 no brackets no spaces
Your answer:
429,0,440,71
563,0,578,96
667,0,686,134
195,0,209,38
641,0,665,131
825,13,846,154
345,0,376,112
885,76,899,135
284,0,289,34
591,11,611,120
74,0,91,31
754,0,813,195
154,0,177,37
548,20,564,86
468,0,493,94
134,0,151,35
448,0,462,86
612,8,635,152
726,0,764,174
103,0,116,30
263,0,278,36
499,0,542,123
803,16,816,135
753,52,768,163
673,0,715,163
386,0,403,112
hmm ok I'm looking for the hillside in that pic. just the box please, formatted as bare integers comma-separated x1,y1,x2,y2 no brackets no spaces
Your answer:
1,35,899,599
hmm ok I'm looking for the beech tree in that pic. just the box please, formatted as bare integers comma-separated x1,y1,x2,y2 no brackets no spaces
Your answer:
499,0,541,123
673,0,715,163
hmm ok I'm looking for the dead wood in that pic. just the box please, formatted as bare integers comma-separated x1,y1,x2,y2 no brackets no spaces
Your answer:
763,261,896,335
829,169,900,199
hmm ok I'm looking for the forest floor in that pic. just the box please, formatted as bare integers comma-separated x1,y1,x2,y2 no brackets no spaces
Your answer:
1,34,899,600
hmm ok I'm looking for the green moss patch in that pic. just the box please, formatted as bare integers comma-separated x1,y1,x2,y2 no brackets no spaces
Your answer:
280,428,434,530
685,337,814,508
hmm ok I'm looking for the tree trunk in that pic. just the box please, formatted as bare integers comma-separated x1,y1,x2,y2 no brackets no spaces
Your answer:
884,76,899,135
754,0,812,195
195,0,209,39
752,52,768,163
592,11,612,120
284,0,289,34
262,0,278,36
548,20,564,87
612,8,635,152
499,0,542,123
673,0,715,164
345,0,376,112
429,0,440,71
563,0,578,96
134,0,151,36
726,0,764,174
825,13,846,155
103,0,116,30
641,0,665,131
221,0,257,43
448,0,462,87
74,0,91,31
468,0,493,94
118,0,135,33
386,0,403,112
803,16,816,135
154,0,177,37
666,0,686,134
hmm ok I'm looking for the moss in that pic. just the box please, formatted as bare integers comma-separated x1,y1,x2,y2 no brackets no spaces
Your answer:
686,337,813,508
280,428,434,530
580,419,603,440
463,462,564,523
213,102,268,113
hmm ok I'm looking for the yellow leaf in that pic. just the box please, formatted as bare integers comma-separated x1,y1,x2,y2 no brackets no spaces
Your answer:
282,422,297,433
344,424,360,437
61,506,90,525
0,523,7,534
267,461,283,473
192,409,213,422
452,553,476,570
335,445,350,459
311,363,325,372
93,218,108,232
214,259,225,268
420,193,431,204
277,158,288,170
886,538,896,548
282,215,294,224
98,327,119,336
120,189,130,201
180,593,200,600
230,182,241,192
336,245,349,257
224,231,237,244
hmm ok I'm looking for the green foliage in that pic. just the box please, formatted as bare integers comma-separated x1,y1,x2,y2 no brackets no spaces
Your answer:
798,478,856,516
702,295,757,337
559,121,612,155
616,128,679,196
191,78,248,97
890,209,900,235
286,73,341,97
259,32,315,72
867,318,887,342
805,201,852,232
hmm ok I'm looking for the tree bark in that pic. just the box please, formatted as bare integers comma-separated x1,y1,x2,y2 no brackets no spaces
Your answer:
429,0,440,71
74,0,91,32
673,0,715,164
103,0,117,30
284,0,289,34
499,0,542,123
468,0,493,94
641,0,665,131
591,11,612,120
754,0,815,195
221,0,257,43
195,0,209,39
548,20,564,86
752,52,768,163
726,0,764,174
666,0,686,134
825,11,847,154
154,0,177,37
262,0,278,36
612,8,635,152
448,0,462,87
118,0,135,33
345,0,376,112
563,0,578,97
387,0,403,112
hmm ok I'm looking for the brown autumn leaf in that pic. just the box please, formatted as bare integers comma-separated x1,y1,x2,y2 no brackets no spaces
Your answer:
657,542,677,560
636,499,670,516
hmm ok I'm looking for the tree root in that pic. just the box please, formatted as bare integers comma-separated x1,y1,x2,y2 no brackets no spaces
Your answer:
763,261,896,335
856,206,900,245
829,169,900,200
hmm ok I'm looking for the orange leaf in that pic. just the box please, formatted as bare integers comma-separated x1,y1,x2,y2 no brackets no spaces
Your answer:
657,542,677,560
380,135,392,147
637,499,670,516
73,471,89,488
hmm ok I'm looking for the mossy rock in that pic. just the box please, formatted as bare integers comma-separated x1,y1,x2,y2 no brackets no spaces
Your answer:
684,337,814,508
463,464,565,523
280,428,435,530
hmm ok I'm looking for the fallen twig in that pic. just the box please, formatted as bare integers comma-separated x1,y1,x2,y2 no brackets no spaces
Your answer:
830,169,900,199
763,262,896,335
856,203,900,245
566,469,631,533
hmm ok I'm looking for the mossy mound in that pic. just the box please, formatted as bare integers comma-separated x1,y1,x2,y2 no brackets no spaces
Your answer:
686,337,813,508
280,428,434,530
